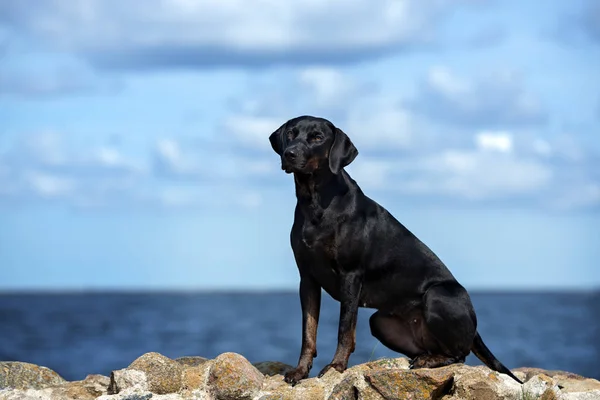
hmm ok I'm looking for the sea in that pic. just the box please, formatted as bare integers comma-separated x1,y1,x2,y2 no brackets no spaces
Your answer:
0,291,598,381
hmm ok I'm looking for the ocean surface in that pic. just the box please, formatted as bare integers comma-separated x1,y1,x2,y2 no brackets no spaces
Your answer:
0,291,598,381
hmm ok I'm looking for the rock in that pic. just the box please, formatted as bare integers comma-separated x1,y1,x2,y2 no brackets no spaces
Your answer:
51,374,111,400
2,353,600,400
181,360,212,391
365,368,454,400
522,374,561,400
259,374,329,400
208,352,264,400
97,390,156,400
514,367,587,382
556,375,600,400
0,362,66,390
515,368,600,400
175,356,209,368
559,378,600,394
561,392,600,400
442,365,522,400
0,388,55,400
253,361,295,377
365,357,411,371
329,369,383,400
259,374,290,394
127,352,183,394
108,369,148,393
328,356,411,400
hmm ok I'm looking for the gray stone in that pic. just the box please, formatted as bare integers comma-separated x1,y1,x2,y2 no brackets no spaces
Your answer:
128,352,184,394
0,362,66,390
440,364,522,400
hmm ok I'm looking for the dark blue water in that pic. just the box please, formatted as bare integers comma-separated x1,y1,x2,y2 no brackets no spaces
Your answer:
0,291,598,381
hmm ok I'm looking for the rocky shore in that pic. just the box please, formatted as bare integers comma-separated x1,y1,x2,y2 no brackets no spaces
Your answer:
1,352,599,400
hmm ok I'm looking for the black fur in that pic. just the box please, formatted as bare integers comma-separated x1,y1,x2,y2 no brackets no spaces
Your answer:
269,115,522,385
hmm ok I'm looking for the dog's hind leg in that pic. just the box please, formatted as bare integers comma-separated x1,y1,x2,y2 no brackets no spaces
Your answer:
369,310,424,359
411,282,476,369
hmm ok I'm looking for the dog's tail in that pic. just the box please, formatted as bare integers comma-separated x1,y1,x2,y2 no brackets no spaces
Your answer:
471,332,523,384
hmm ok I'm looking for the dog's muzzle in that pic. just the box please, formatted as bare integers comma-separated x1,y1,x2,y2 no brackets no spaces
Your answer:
282,146,306,173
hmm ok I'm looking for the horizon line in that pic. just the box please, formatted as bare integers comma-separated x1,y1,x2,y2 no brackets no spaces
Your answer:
1,286,598,295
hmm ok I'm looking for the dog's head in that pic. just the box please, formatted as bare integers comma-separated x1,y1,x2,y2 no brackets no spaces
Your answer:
269,116,358,175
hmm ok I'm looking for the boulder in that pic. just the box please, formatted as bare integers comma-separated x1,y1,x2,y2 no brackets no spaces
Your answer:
208,352,264,400
181,360,212,391
522,374,561,400
52,374,111,400
328,369,383,400
258,375,326,400
442,365,523,400
108,369,148,394
127,352,184,394
2,353,600,400
0,361,66,390
364,367,454,400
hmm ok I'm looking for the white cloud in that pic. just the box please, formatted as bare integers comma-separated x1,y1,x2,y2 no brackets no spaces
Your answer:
345,105,417,150
216,66,599,211
94,147,125,167
225,68,423,152
298,68,359,109
421,150,553,200
475,131,513,153
353,149,554,202
427,66,470,97
153,137,278,187
411,66,546,127
1,0,464,68
346,158,394,189
222,116,281,152
0,131,145,207
155,138,195,174
24,171,75,198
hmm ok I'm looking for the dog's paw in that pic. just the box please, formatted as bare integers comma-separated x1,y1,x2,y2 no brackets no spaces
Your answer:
317,362,346,378
410,354,458,369
284,368,309,386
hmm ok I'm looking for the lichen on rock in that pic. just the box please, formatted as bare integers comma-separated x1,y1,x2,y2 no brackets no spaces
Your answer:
0,361,66,390
365,368,454,399
128,352,184,395
1,353,599,400
208,352,264,400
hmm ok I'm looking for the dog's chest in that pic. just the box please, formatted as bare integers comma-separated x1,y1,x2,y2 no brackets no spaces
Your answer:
301,222,337,257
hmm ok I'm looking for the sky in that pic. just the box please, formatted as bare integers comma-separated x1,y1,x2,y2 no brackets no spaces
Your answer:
0,0,599,291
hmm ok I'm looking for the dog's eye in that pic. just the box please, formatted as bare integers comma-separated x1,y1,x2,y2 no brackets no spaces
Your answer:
286,130,294,140
311,134,324,142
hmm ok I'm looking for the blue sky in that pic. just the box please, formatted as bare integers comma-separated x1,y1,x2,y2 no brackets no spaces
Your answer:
0,0,599,291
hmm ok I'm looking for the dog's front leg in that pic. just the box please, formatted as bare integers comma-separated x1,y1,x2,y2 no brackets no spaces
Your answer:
318,271,362,377
284,274,321,385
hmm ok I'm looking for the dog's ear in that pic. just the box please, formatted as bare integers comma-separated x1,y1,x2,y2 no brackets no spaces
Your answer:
329,125,358,174
269,123,286,155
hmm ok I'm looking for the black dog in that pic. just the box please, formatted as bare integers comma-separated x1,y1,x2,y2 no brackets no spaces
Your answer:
269,115,522,385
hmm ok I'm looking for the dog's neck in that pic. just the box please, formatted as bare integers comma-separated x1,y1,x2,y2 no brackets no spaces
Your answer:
293,169,349,223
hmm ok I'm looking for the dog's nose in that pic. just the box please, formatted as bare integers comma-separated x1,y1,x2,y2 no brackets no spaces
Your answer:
284,148,298,160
